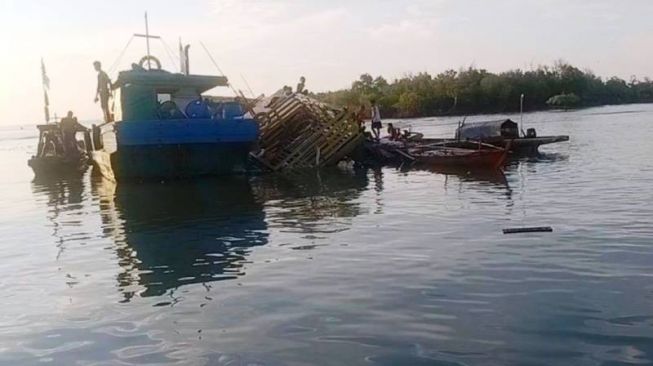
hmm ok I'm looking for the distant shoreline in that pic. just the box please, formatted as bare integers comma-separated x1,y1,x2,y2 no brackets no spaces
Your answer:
315,62,653,119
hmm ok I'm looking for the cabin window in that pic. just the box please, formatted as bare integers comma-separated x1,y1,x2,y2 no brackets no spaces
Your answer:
157,93,172,104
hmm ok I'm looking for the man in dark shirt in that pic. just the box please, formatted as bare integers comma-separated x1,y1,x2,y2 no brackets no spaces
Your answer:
296,76,306,94
93,61,113,122
60,111,87,156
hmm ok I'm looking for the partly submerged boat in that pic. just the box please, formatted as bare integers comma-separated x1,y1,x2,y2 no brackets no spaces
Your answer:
407,139,510,169
28,123,91,177
364,138,509,170
408,145,508,169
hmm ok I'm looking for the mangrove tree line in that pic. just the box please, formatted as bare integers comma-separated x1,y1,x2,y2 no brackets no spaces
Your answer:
315,61,653,118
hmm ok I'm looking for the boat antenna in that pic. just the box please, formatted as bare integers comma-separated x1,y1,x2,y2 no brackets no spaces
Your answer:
134,12,160,70
200,41,239,96
520,93,525,137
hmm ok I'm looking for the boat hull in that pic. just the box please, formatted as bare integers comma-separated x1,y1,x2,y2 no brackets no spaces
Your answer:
413,149,508,169
418,136,569,155
28,155,89,177
110,142,254,180
91,119,259,181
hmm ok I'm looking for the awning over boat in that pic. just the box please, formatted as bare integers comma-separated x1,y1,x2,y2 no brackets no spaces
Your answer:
455,119,519,140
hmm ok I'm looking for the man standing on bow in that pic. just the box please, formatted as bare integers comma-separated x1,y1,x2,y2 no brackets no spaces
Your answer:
93,61,113,122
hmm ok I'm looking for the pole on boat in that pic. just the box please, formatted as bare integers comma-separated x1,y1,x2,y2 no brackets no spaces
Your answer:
144,12,151,70
41,58,51,123
520,93,525,137
134,12,160,70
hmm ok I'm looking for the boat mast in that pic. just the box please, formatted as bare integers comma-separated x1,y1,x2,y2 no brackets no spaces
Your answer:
41,58,50,123
144,12,151,69
133,12,160,70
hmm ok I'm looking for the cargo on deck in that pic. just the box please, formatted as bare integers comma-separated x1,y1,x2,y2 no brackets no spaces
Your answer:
250,93,364,171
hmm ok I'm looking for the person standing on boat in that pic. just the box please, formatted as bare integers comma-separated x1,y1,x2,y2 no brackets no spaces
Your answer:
370,99,382,139
386,123,400,140
296,76,306,94
93,61,113,122
60,111,86,156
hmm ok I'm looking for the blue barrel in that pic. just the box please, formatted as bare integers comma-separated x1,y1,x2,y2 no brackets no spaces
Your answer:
185,99,211,119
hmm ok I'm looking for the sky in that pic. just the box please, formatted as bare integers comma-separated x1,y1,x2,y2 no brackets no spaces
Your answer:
1,0,653,124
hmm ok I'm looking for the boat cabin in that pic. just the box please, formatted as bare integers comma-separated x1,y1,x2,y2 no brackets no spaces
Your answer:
455,119,519,141
112,66,245,122
35,123,91,158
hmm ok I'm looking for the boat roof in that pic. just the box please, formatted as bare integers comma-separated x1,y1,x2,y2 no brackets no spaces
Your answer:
36,124,61,132
113,68,228,94
456,119,518,139
461,119,517,128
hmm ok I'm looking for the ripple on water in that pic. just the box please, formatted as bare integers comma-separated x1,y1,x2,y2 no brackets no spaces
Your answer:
2,105,653,365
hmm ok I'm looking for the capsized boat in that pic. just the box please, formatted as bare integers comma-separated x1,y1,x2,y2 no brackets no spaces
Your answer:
28,124,91,177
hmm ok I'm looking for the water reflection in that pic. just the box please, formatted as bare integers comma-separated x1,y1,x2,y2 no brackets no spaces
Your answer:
92,177,268,302
417,165,509,186
31,174,85,206
31,175,87,260
251,168,370,234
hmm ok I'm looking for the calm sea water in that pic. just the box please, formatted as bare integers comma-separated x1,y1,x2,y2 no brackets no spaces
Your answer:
1,104,653,366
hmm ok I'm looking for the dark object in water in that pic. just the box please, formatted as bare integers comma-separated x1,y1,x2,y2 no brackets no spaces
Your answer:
503,226,553,234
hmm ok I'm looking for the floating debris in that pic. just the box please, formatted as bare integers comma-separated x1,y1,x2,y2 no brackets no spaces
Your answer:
503,226,553,234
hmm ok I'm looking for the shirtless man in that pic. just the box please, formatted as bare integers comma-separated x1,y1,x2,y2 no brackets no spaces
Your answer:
93,61,113,122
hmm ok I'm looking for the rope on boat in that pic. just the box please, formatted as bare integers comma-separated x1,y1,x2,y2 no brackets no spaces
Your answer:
199,41,239,97
159,38,180,73
108,36,135,75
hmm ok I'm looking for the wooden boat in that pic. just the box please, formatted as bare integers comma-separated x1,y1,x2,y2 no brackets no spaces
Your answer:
28,124,90,177
363,138,509,170
408,142,509,169
409,147,507,169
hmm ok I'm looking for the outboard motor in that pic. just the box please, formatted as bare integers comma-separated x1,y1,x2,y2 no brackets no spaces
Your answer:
526,128,537,138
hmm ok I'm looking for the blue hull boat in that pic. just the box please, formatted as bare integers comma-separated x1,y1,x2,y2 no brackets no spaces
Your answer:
91,58,259,182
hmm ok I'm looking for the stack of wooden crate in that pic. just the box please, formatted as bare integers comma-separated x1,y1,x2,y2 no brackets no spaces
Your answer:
251,93,364,171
